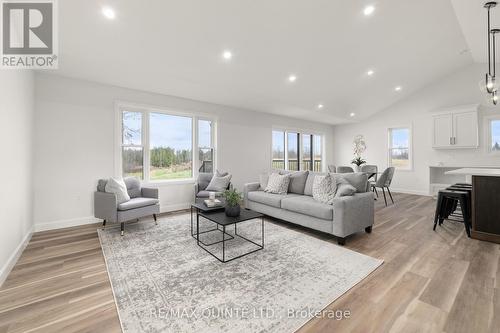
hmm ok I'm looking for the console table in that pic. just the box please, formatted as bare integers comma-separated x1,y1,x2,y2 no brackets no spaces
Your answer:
446,168,500,244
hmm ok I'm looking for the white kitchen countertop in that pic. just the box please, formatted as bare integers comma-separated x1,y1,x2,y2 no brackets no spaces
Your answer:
445,168,500,177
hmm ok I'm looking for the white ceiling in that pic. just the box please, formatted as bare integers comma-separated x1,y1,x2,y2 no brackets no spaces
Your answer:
451,0,500,64
54,0,472,124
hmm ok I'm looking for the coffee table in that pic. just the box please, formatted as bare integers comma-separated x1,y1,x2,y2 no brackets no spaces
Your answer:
196,209,264,263
190,199,226,241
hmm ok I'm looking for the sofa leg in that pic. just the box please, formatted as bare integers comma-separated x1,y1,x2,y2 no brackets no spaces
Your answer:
153,214,158,225
102,219,106,230
120,222,124,236
337,237,346,246
365,226,372,233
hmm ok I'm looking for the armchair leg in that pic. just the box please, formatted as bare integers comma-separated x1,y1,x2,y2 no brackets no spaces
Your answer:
337,237,346,246
365,226,372,233
102,219,106,230
153,214,158,225
120,222,124,236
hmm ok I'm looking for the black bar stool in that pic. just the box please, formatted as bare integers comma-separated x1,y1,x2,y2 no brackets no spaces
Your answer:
433,189,471,237
446,186,471,222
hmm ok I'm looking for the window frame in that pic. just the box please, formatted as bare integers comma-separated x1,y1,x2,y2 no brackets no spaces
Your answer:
485,115,500,154
271,127,325,172
387,125,413,171
115,101,217,185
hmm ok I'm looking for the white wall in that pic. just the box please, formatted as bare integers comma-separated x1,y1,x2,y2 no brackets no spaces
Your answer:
332,64,500,195
34,73,334,230
0,71,35,285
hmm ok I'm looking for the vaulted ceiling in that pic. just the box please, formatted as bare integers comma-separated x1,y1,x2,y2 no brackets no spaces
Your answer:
55,0,473,124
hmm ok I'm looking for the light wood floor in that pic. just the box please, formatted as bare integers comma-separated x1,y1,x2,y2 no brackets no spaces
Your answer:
0,193,498,333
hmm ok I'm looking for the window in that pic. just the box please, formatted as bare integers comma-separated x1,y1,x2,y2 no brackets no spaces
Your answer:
272,131,285,169
149,113,192,180
198,119,214,173
119,106,215,182
272,129,323,171
490,119,500,152
122,111,144,179
388,127,411,170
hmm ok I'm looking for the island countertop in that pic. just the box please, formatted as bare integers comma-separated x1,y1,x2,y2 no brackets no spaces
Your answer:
445,168,500,177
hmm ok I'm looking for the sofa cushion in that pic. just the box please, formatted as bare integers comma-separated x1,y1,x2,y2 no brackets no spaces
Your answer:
264,173,290,194
312,174,336,204
247,191,299,208
331,172,368,193
124,177,142,198
118,197,159,211
196,190,224,198
280,170,309,194
206,174,232,192
197,173,213,191
281,196,334,220
304,172,327,196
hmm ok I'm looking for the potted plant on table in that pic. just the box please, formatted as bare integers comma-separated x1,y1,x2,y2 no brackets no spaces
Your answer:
352,135,367,171
223,188,242,217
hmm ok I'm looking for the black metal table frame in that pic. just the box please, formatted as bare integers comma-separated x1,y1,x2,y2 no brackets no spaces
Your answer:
190,206,235,246
195,212,264,263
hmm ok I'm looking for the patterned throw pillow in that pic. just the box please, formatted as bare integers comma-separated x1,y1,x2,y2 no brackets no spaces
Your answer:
312,174,337,205
264,173,290,194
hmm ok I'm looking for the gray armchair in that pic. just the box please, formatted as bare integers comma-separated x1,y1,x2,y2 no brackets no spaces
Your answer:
94,177,159,236
194,172,231,199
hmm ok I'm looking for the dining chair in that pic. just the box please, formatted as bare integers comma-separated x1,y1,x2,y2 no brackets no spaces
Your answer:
361,165,378,182
372,167,395,206
337,166,354,173
327,165,336,172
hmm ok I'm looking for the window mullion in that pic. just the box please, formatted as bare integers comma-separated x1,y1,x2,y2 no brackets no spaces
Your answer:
143,111,150,181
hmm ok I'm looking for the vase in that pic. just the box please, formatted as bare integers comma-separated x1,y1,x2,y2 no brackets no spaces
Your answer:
225,204,240,217
353,165,361,172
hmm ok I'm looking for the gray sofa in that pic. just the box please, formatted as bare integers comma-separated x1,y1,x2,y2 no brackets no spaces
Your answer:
244,171,374,245
94,177,160,236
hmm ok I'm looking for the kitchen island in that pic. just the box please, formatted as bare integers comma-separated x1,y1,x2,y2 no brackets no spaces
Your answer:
446,168,500,243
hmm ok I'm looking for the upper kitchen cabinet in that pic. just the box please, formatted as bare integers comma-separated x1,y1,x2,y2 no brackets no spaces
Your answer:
432,105,479,149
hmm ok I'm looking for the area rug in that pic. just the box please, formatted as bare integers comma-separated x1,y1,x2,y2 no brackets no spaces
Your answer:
98,213,383,333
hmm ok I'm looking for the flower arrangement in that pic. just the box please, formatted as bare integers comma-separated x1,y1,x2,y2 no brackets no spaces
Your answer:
352,135,367,170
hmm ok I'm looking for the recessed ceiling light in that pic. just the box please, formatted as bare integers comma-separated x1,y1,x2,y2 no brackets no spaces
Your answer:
367,70,375,76
102,6,116,19
364,5,375,16
222,50,232,60
317,104,324,109
350,112,356,117
288,75,297,82
394,86,402,91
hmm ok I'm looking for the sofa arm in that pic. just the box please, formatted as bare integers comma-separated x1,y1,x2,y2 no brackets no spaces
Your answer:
94,191,117,222
142,187,159,199
243,182,261,208
332,192,374,237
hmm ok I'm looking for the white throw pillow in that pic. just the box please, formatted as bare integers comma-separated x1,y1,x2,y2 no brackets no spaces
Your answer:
264,173,290,194
312,174,337,205
206,174,232,192
105,177,130,204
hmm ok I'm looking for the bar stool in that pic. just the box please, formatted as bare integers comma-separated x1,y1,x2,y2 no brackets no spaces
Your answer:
446,186,471,222
433,189,471,237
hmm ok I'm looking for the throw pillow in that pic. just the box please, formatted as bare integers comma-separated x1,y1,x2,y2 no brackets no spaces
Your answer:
216,169,229,177
264,173,290,194
334,177,357,197
105,177,130,204
205,174,232,192
280,170,309,194
259,173,270,190
312,174,337,204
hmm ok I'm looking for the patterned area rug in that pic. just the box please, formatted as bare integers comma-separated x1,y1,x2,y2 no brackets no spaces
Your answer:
98,213,383,333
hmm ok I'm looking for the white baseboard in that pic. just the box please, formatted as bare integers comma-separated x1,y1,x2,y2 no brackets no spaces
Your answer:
0,226,33,287
34,203,191,233
35,216,100,232
160,203,191,213
389,188,430,196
